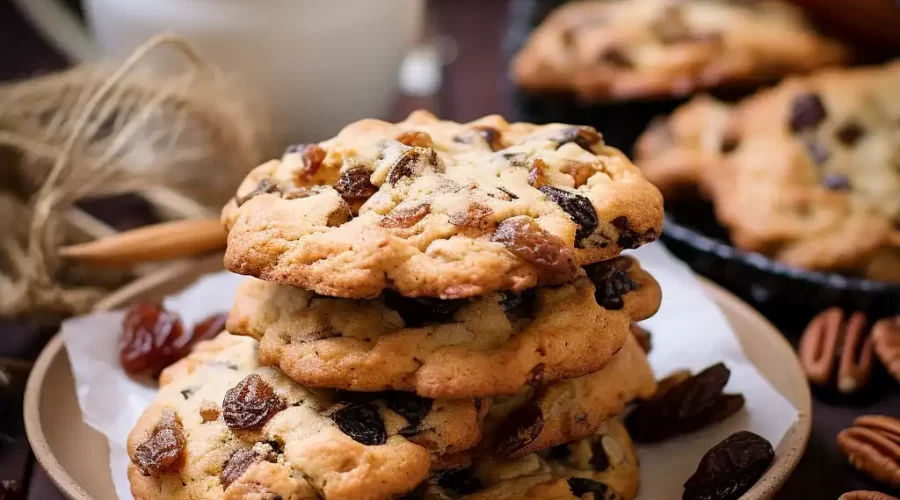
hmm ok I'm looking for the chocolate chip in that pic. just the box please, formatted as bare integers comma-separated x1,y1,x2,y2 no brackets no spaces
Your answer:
789,92,827,133
835,121,866,146
598,46,633,69
804,139,830,165
822,173,851,191
567,478,613,499
329,402,387,446
611,216,657,249
494,404,545,456
236,178,279,207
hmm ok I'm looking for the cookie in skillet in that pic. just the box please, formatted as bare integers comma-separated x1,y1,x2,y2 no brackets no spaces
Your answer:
412,418,641,500
127,334,487,500
511,0,848,102
636,62,900,281
227,255,661,399
221,110,663,299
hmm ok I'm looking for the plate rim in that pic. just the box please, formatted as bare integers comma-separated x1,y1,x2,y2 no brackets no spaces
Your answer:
24,272,812,500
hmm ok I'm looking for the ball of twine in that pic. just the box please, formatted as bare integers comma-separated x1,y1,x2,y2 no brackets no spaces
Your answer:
0,34,274,318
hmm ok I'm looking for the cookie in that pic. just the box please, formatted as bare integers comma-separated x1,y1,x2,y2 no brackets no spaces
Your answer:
485,333,656,459
227,255,660,398
413,419,640,500
511,0,848,102
127,334,487,500
221,110,662,299
636,62,900,281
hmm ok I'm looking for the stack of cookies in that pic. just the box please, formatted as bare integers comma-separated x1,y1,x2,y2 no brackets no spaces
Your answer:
127,111,666,500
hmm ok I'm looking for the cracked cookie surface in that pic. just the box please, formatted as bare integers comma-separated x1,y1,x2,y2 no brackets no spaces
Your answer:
636,62,900,281
511,0,847,102
222,110,662,299
227,256,660,399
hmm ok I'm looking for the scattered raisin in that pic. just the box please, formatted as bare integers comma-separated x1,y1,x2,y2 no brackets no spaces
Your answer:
448,202,494,229
193,312,228,343
835,121,865,146
611,216,658,249
567,478,614,499
474,126,503,151
555,126,603,152
538,186,598,246
631,323,653,353
132,409,186,476
491,216,578,283
387,148,443,184
396,131,434,148
789,92,827,133
384,392,433,430
334,168,378,203
119,303,187,377
591,440,611,471
379,202,431,228
625,363,745,443
222,374,286,430
284,144,327,180
236,178,279,207
436,469,483,496
494,404,545,456
804,139,830,165
528,158,548,187
598,46,633,68
584,258,640,310
823,173,851,191
330,402,387,446
382,290,467,327
683,431,775,500
221,449,261,487
281,185,324,200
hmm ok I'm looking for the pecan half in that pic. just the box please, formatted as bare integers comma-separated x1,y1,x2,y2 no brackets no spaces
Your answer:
839,491,899,500
837,415,900,488
797,308,874,394
873,316,900,385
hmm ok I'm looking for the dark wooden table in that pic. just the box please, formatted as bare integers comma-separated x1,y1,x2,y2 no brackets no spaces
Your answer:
1,1,898,498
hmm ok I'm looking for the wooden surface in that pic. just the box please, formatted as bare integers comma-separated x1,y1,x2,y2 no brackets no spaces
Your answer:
1,0,899,499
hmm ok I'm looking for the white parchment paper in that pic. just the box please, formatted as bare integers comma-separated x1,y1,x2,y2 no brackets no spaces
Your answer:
61,243,798,500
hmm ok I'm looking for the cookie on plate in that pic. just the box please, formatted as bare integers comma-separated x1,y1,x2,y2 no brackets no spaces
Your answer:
127,334,486,500
636,62,900,281
414,418,640,500
227,256,661,398
511,0,848,102
221,110,662,299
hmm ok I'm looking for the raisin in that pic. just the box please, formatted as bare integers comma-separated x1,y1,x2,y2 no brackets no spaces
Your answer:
382,290,467,327
567,478,614,499
330,402,387,445
132,409,186,476
526,363,545,386
625,363,744,443
236,178,279,207
555,126,603,152
584,258,640,310
822,173,851,191
789,92,827,133
474,126,503,151
436,469,483,497
598,46,633,69
281,185,325,200
591,439,611,471
611,216,657,249
193,312,228,343
490,216,578,283
334,168,377,203
835,121,865,146
494,404,545,456
498,289,537,317
720,133,739,154
222,374,286,430
683,431,774,500
448,202,494,229
284,144,327,180
527,158,548,187
384,391,433,429
387,148,443,184
804,139,829,166
221,449,261,487
380,202,431,228
538,185,598,246
631,323,653,353
396,131,434,148
119,303,187,377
